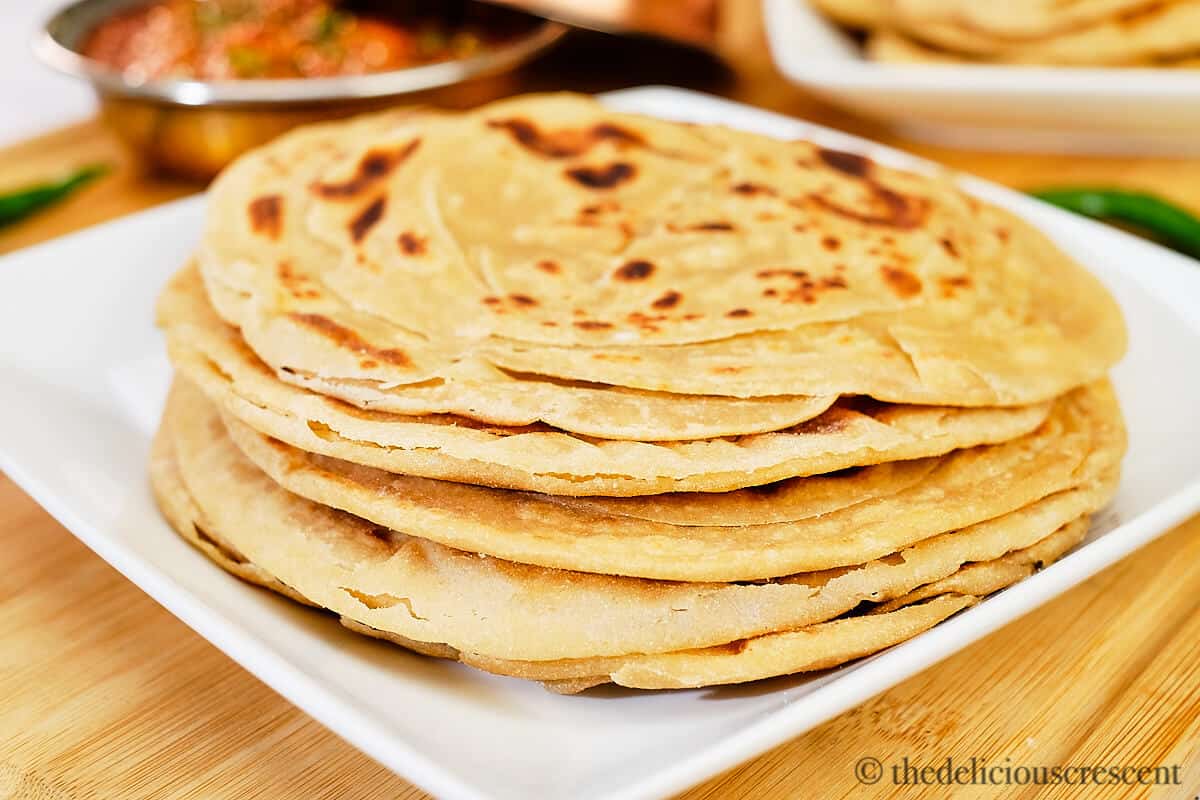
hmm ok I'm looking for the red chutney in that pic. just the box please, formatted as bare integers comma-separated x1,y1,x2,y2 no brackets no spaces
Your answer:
80,0,523,80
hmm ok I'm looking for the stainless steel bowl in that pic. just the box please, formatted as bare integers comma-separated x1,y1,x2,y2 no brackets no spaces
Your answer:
36,0,567,179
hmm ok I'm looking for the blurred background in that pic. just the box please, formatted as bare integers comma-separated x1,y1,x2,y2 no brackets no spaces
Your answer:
4,0,1200,258
1,0,95,146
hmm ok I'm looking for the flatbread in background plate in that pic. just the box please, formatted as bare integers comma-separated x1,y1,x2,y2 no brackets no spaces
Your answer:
866,29,974,64
867,27,1200,68
895,0,1200,65
809,0,890,28
891,0,1163,39
199,93,1124,407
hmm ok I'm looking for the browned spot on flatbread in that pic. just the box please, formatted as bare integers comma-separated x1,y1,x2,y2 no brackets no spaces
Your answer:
565,162,636,190
487,118,646,159
614,260,655,281
398,232,427,255
508,294,538,307
574,319,613,330
810,187,930,230
536,259,561,274
651,290,682,310
938,274,972,298
881,265,923,298
732,181,776,196
711,365,745,375
248,194,283,239
939,237,959,258
580,201,619,216
617,221,635,250
276,261,321,300
288,312,413,368
592,352,642,362
310,139,420,199
758,268,848,304
686,221,736,232
821,235,841,252
348,196,386,243
816,147,873,178
626,311,665,332
726,308,752,318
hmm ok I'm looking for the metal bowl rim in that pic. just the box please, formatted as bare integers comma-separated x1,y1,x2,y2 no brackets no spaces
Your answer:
34,0,567,107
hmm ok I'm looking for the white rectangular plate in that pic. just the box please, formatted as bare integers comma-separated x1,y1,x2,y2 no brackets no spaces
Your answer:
2,87,1200,800
764,0,1200,155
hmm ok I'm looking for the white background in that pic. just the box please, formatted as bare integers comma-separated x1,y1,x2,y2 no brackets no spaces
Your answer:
1,0,96,146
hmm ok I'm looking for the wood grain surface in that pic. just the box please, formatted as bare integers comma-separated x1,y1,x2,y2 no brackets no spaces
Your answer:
3,3,1200,799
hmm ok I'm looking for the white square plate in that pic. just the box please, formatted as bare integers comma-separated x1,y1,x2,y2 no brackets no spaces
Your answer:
2,87,1200,800
764,0,1200,155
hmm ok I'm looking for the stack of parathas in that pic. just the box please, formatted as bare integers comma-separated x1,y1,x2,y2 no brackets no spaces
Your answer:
151,93,1127,692
812,0,1200,67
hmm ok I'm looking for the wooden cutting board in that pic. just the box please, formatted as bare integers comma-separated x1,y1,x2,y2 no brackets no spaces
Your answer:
3,4,1200,798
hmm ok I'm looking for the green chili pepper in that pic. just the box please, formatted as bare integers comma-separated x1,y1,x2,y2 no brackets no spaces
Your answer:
0,164,109,229
1031,187,1200,260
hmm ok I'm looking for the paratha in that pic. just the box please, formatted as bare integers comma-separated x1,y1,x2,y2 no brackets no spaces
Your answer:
153,381,1091,667
809,0,890,28
891,0,1164,39
161,265,1052,497
866,29,972,64
867,26,1200,67
895,0,1200,65
222,379,1123,581
198,93,1124,407
177,272,838,443
464,517,1086,690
